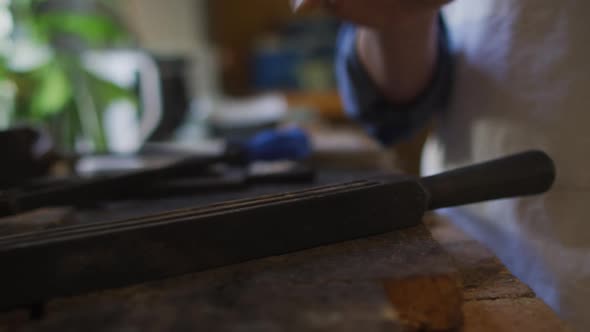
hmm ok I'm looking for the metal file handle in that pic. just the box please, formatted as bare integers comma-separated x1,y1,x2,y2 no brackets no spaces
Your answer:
420,150,556,210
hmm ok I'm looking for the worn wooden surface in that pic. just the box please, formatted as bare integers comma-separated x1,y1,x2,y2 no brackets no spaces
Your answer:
426,214,572,332
0,223,460,332
0,213,572,332
383,274,463,331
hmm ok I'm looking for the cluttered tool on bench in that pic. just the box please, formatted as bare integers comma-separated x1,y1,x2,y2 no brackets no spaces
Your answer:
0,127,314,217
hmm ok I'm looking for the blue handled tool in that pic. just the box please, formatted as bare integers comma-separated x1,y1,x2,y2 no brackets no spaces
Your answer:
237,127,312,162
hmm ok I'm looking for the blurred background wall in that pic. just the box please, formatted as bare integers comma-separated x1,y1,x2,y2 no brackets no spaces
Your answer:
122,0,207,56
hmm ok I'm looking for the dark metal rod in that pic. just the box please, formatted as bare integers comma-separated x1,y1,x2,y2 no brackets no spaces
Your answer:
0,151,556,310
0,175,426,310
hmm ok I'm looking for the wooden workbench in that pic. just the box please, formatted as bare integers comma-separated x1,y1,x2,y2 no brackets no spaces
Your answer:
426,215,570,331
0,172,571,331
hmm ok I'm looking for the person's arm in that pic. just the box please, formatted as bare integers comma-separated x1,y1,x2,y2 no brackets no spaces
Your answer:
293,0,454,144
335,16,454,144
357,12,439,103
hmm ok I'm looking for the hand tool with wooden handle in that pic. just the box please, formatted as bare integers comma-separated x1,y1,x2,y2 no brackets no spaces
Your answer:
0,150,555,310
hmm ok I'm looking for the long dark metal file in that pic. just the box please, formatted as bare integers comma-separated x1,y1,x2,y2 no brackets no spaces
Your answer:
0,151,555,310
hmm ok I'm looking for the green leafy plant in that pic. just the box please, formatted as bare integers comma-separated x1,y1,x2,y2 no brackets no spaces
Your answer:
0,0,136,153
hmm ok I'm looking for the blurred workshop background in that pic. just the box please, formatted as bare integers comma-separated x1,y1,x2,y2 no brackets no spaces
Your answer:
0,0,425,186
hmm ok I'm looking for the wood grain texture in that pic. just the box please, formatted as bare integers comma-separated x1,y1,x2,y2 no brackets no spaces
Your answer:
427,214,572,332
383,275,463,331
2,225,458,332
0,209,571,331
463,299,572,332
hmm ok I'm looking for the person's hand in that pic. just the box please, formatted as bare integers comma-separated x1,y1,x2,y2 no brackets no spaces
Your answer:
291,0,451,30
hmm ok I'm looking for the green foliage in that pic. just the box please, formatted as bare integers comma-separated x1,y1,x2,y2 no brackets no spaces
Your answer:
1,0,136,152
38,12,128,47
30,60,72,117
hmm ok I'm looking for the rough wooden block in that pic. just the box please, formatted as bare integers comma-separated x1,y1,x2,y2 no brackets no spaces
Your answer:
463,298,572,332
427,214,570,331
1,225,459,332
427,214,535,301
383,275,463,331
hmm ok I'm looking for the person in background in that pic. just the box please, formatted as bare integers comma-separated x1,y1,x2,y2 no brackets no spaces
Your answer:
292,0,590,330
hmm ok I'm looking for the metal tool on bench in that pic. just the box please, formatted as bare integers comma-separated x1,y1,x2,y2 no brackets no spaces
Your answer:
0,128,312,217
0,150,555,310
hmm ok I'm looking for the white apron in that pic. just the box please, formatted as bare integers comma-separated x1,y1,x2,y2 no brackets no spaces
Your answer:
423,1,590,329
